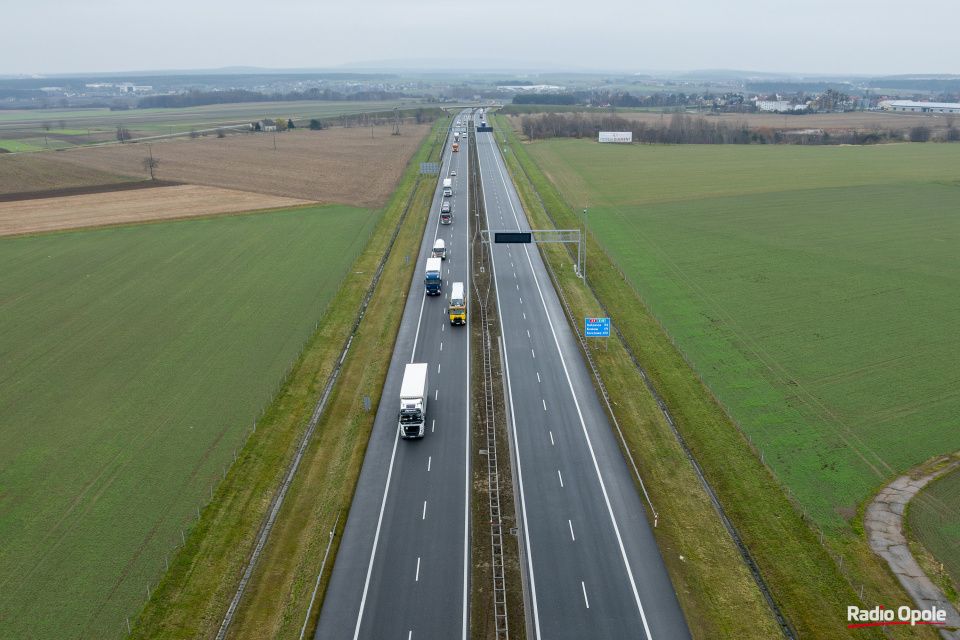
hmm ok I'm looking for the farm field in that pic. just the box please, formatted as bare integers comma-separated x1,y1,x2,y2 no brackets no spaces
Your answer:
0,204,379,639
0,154,137,194
0,100,416,137
0,184,314,236
909,468,960,589
45,123,432,209
526,139,960,529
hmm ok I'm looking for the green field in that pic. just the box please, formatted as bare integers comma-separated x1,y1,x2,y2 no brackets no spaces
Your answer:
0,204,378,638
910,468,960,589
0,100,422,139
527,140,960,528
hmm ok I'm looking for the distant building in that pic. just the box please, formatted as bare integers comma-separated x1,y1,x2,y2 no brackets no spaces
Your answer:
877,100,960,114
755,100,806,112
259,119,277,132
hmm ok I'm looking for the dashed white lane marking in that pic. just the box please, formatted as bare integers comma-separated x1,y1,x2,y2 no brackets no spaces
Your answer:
527,329,531,338
440,342,443,350
550,431,554,445
428,456,432,471
423,501,427,520
523,312,526,320
438,363,441,374
435,390,438,400
536,372,540,382
431,419,435,433
416,557,421,581
569,520,576,541
582,582,589,608
543,399,547,411
558,470,563,487
532,349,536,359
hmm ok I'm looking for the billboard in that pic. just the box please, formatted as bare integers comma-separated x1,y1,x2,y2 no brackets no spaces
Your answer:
598,131,633,143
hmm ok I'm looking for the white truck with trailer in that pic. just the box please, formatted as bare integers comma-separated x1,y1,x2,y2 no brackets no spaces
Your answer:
443,178,452,197
398,363,429,438
432,238,446,259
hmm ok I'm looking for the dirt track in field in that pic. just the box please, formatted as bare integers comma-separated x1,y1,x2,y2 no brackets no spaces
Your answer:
50,123,432,209
0,185,314,237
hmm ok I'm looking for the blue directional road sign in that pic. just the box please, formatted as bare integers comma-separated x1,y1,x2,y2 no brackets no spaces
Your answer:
585,317,610,337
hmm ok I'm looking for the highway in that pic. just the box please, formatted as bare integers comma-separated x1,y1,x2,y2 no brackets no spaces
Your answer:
316,111,473,640
473,111,692,639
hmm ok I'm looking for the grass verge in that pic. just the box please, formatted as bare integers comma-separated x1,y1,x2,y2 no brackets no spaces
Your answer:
492,113,937,639
130,115,450,639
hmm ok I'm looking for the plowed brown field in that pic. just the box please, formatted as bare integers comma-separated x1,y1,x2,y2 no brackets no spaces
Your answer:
0,185,314,237
51,123,432,209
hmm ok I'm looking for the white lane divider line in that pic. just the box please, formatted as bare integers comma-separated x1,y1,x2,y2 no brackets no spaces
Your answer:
569,520,576,541
431,419,435,433
582,582,590,608
416,557,421,582
435,390,438,400
428,456,432,471
423,501,427,520
438,363,441,374
543,399,547,411
532,349,536,359
527,329,531,338
523,312,526,320
550,431,554,445
536,372,540,382
558,470,564,487
440,342,443,350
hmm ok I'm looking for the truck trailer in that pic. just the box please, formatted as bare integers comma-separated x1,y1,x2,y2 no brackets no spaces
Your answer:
425,256,442,295
449,281,466,325
398,363,429,438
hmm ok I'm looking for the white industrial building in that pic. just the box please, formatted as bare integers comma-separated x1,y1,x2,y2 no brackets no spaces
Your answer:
877,100,960,114
755,100,807,112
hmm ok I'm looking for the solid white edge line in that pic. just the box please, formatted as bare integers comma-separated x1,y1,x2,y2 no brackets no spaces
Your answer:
463,126,471,640
481,131,542,640
351,432,400,640
492,130,654,640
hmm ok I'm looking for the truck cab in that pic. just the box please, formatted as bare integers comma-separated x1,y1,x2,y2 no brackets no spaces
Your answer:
432,238,446,259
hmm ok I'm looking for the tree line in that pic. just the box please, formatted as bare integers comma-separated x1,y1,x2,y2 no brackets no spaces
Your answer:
137,88,403,109
517,111,960,145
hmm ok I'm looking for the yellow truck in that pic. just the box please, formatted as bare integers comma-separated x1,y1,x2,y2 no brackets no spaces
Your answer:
449,281,466,325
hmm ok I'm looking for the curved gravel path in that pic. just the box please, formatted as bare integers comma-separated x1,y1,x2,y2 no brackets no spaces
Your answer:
864,458,960,639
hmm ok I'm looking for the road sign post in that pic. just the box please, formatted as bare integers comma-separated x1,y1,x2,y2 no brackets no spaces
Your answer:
585,317,610,350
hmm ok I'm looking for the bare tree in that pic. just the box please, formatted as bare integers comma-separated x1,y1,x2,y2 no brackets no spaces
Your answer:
142,148,160,180
116,125,132,142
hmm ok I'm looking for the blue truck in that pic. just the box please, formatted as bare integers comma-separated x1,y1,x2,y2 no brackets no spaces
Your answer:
425,256,442,295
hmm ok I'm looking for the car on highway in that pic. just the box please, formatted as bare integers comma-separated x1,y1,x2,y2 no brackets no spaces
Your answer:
441,201,451,213
451,170,457,176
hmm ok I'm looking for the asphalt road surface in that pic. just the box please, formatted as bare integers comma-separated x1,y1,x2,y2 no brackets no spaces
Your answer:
316,111,474,640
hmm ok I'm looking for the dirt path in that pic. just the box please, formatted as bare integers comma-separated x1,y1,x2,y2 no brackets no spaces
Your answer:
864,458,960,638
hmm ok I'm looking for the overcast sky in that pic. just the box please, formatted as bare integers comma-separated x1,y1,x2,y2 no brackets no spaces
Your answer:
4,0,958,77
